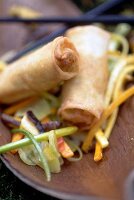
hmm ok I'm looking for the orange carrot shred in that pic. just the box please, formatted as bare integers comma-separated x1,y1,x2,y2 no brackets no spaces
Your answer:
4,96,38,115
82,86,134,152
41,117,50,123
61,142,74,158
57,137,74,158
94,142,103,162
57,137,65,152
10,132,24,154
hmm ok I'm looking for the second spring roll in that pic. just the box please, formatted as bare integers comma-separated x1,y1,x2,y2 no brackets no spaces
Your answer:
59,26,110,128
0,36,79,103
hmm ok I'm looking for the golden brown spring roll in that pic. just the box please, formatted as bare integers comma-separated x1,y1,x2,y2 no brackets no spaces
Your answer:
0,36,79,103
59,26,110,128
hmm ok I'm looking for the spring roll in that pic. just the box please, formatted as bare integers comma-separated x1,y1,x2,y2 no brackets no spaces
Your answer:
59,26,110,128
0,36,79,103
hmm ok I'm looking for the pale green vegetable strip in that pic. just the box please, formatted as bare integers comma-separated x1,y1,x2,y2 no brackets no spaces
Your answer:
65,138,83,162
104,58,127,107
15,98,52,120
12,129,51,181
109,33,129,55
48,130,60,158
43,146,61,173
0,127,78,154
114,23,131,36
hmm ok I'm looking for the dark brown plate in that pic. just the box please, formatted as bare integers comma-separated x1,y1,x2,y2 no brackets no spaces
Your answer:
1,96,134,200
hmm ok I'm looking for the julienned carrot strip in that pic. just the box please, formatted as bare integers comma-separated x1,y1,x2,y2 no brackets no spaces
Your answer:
10,132,24,154
95,129,109,148
41,117,50,123
60,142,74,158
57,137,74,158
94,65,134,161
82,86,134,152
94,110,118,162
57,137,65,152
94,142,103,162
4,96,38,115
50,108,57,115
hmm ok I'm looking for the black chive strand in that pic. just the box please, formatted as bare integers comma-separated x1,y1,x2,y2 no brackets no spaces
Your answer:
26,110,61,131
1,112,61,131
1,113,20,127
26,111,44,133
42,121,61,131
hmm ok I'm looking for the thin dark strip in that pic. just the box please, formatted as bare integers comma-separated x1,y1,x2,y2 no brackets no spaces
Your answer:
1,113,61,131
26,111,45,133
42,121,61,131
7,27,67,63
7,0,124,63
0,15,133,24
87,0,125,15
1,113,20,127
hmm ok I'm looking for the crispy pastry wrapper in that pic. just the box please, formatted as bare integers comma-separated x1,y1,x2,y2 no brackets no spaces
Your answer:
0,36,79,103
59,26,110,128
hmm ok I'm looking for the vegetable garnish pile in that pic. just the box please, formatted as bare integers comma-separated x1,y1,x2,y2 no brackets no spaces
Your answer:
0,24,134,181
0,95,81,181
